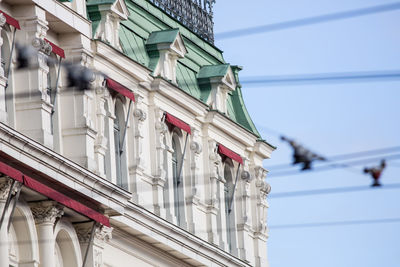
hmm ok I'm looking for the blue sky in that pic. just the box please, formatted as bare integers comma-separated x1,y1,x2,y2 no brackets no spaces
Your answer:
214,1,400,266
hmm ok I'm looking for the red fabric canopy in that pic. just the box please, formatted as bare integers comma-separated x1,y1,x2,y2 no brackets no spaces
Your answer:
0,10,20,29
0,161,110,227
105,78,135,102
44,38,65,59
23,176,110,227
218,144,243,164
165,113,191,134
0,161,23,182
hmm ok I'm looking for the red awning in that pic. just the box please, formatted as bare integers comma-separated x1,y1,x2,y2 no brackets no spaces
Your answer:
105,78,135,102
0,10,20,30
44,38,65,59
0,161,110,227
218,144,243,164
0,161,23,183
165,113,191,134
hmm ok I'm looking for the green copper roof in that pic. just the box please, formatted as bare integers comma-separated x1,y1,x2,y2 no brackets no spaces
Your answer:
86,0,115,6
197,64,230,79
146,28,180,45
86,0,262,138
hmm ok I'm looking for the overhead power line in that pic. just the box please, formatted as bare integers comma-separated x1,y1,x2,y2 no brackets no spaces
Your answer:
215,2,400,40
269,217,400,229
240,70,400,86
269,154,400,177
267,146,400,171
269,183,400,198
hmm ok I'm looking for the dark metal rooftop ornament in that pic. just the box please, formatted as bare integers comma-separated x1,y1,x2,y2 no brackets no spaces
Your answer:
148,0,216,43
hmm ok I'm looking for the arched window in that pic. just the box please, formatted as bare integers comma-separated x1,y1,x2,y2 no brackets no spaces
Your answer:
224,161,237,254
171,132,185,227
114,100,128,189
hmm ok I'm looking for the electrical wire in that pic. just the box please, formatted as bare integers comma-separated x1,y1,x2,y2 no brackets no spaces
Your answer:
269,183,400,199
268,154,400,177
215,2,400,40
267,146,400,171
269,217,400,229
240,70,400,86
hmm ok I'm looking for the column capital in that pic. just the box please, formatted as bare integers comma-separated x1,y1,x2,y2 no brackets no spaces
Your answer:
0,13,6,27
75,223,113,246
0,176,13,200
30,201,64,225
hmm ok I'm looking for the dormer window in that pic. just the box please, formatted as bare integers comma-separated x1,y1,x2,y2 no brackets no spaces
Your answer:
197,64,236,114
146,29,187,84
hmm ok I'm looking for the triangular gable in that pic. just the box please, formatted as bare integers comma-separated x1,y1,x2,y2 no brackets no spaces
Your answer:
146,29,187,58
111,0,129,20
171,32,187,57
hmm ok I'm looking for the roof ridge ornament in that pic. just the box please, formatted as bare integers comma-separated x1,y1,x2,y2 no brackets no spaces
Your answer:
148,0,215,43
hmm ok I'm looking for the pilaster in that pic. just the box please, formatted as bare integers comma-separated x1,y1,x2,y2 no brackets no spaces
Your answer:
206,139,222,246
13,7,54,148
186,128,202,234
236,163,254,263
252,166,271,267
59,42,97,171
94,78,109,178
129,94,147,202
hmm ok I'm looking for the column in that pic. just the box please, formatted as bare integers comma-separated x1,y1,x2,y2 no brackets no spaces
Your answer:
75,222,112,267
0,177,14,267
30,201,64,267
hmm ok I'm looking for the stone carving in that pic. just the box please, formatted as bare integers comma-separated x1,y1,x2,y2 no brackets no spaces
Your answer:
32,37,52,55
254,166,270,235
30,201,64,224
0,13,6,27
0,176,13,200
190,141,202,154
241,170,251,182
75,224,112,244
95,225,113,245
133,108,146,122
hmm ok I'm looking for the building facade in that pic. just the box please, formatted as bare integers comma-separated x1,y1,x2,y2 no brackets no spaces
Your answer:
0,0,274,266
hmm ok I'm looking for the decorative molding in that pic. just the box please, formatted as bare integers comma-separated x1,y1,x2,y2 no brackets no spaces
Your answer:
0,176,13,200
133,108,147,122
241,170,251,182
0,13,6,27
32,37,52,55
190,141,202,155
30,201,64,225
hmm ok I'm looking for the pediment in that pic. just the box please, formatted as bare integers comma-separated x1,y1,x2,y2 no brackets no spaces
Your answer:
222,66,236,91
171,32,188,58
111,0,129,20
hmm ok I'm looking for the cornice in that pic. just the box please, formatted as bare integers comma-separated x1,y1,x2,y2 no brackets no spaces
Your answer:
111,200,252,267
0,122,130,215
